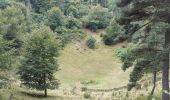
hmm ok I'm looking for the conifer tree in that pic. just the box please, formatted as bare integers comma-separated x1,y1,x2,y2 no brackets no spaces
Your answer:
117,0,170,99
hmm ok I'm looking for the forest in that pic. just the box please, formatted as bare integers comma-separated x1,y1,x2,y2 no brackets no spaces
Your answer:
0,0,170,100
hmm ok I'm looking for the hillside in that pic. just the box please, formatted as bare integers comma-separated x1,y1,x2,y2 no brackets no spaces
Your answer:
56,29,130,88
0,0,169,100
0,30,162,100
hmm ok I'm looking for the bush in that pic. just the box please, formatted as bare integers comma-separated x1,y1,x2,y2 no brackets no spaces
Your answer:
47,7,66,31
103,18,126,45
66,16,81,29
30,0,52,13
83,93,91,99
115,48,125,58
83,5,112,31
66,5,79,18
55,26,84,47
86,37,96,49
84,20,98,32
77,4,89,18
81,87,87,91
103,32,117,45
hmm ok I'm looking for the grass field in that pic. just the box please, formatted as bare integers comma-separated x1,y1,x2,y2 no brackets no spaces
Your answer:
55,29,131,90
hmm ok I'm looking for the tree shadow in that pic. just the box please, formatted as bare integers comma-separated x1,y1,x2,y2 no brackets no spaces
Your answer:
20,91,57,99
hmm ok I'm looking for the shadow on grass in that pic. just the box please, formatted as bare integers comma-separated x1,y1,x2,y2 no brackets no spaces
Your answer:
20,91,58,99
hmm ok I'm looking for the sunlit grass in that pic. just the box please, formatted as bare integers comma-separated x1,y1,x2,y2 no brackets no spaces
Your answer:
55,32,131,89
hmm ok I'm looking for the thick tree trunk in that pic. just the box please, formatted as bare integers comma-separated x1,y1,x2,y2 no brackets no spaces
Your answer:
162,30,170,100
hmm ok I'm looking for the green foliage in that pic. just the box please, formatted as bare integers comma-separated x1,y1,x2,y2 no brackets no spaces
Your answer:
0,5,27,49
119,22,169,90
30,0,52,13
81,80,98,85
65,3,90,19
56,26,84,47
115,48,125,59
0,0,9,9
31,12,46,24
83,5,112,31
103,18,125,45
47,7,66,31
86,37,96,49
83,92,91,99
18,26,60,91
66,5,79,18
0,3,27,70
115,0,170,93
66,16,81,29
83,20,98,32
76,4,89,18
0,36,15,69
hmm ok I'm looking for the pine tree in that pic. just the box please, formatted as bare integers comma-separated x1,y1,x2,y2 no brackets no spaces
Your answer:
117,0,170,99
18,26,60,97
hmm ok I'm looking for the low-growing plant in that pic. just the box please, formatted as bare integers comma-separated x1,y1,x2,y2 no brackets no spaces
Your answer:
86,37,96,49
115,48,125,59
81,87,87,92
81,80,98,85
83,92,91,99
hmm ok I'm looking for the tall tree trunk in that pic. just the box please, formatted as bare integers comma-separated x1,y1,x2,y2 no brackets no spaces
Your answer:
44,88,47,97
44,73,47,97
162,30,170,100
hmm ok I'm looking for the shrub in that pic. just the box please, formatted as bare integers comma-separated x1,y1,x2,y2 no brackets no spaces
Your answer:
66,5,79,18
103,18,125,45
47,7,66,31
55,26,84,47
86,37,96,49
83,93,91,99
84,20,98,32
30,0,52,13
83,5,112,31
81,80,98,85
81,87,87,91
77,4,89,18
115,48,125,58
66,16,81,29
103,32,117,45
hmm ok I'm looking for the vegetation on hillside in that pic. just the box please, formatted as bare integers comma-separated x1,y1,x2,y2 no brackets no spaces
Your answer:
0,0,170,100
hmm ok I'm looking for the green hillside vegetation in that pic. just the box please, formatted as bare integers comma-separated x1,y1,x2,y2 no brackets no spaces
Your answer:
0,0,170,100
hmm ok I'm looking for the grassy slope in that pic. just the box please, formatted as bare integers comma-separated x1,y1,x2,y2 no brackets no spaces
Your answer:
56,29,131,89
